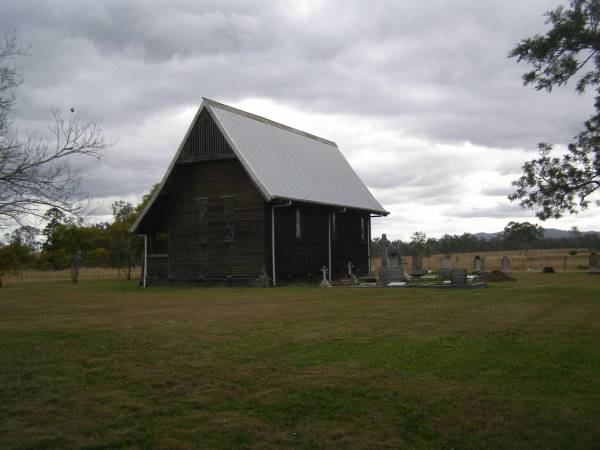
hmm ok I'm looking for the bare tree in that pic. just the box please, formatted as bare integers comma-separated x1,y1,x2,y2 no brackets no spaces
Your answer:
0,34,23,140
0,33,108,226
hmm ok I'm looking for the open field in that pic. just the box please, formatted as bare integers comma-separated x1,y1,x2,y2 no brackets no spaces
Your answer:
2,267,141,284
0,274,599,449
3,245,594,286
372,248,596,273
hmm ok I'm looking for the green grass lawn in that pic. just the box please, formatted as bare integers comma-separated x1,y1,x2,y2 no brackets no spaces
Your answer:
0,273,599,449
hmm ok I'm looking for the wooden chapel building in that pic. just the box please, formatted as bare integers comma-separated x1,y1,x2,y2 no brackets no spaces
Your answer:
130,99,388,286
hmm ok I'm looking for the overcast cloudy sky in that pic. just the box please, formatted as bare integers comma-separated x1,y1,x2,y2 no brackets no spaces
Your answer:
2,0,598,240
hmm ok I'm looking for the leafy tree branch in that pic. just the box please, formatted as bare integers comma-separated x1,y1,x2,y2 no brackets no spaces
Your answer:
509,0,600,219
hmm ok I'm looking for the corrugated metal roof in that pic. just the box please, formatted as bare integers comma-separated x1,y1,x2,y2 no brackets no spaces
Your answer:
131,99,387,233
207,100,387,214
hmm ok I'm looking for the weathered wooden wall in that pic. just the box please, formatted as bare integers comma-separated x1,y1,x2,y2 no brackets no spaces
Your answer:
141,107,372,285
266,203,369,282
141,108,266,283
177,108,234,163
165,158,266,280
331,210,370,277
147,255,168,278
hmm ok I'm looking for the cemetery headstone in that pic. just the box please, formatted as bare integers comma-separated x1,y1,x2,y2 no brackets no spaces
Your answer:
501,256,511,274
451,268,467,284
378,248,407,285
347,261,354,277
411,254,424,276
473,255,484,273
439,255,453,277
389,252,401,267
380,234,390,267
589,252,600,275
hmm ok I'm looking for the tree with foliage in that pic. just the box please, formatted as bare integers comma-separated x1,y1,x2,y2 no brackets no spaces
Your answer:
0,226,38,286
42,208,68,243
509,0,600,219
39,207,72,269
109,200,138,279
48,223,108,270
409,231,429,256
0,34,108,226
132,183,159,218
503,221,544,254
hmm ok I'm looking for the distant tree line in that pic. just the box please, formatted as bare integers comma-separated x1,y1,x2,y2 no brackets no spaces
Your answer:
371,222,600,257
0,32,114,286
0,185,157,284
2,204,599,286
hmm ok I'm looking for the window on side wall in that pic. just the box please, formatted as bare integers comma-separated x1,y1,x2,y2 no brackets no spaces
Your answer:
360,216,366,242
332,213,337,242
152,232,168,254
197,197,208,242
295,208,302,239
223,196,234,241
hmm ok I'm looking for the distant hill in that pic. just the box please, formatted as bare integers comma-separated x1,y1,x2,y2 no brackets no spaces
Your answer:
474,228,599,241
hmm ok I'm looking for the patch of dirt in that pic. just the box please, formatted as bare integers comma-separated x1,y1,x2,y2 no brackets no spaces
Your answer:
481,270,515,282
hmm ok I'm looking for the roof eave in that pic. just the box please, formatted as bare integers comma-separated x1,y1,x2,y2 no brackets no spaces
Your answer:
129,99,211,234
205,104,273,203
270,196,389,216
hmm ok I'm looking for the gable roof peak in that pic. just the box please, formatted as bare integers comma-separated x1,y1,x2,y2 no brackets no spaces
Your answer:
130,98,388,233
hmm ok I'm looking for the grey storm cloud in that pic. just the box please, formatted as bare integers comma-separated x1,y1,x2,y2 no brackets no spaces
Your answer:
481,186,515,197
5,0,589,148
454,203,533,219
2,0,598,236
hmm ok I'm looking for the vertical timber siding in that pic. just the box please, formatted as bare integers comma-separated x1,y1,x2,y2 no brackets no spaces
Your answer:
177,108,234,163
331,210,370,277
267,203,369,282
165,158,265,280
139,104,376,285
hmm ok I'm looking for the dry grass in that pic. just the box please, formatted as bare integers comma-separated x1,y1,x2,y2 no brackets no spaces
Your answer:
3,267,141,283
0,273,599,449
373,248,594,273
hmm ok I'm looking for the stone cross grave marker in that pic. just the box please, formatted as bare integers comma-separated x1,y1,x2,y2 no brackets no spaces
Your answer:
319,265,331,288
380,234,390,267
589,252,600,275
501,256,511,274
